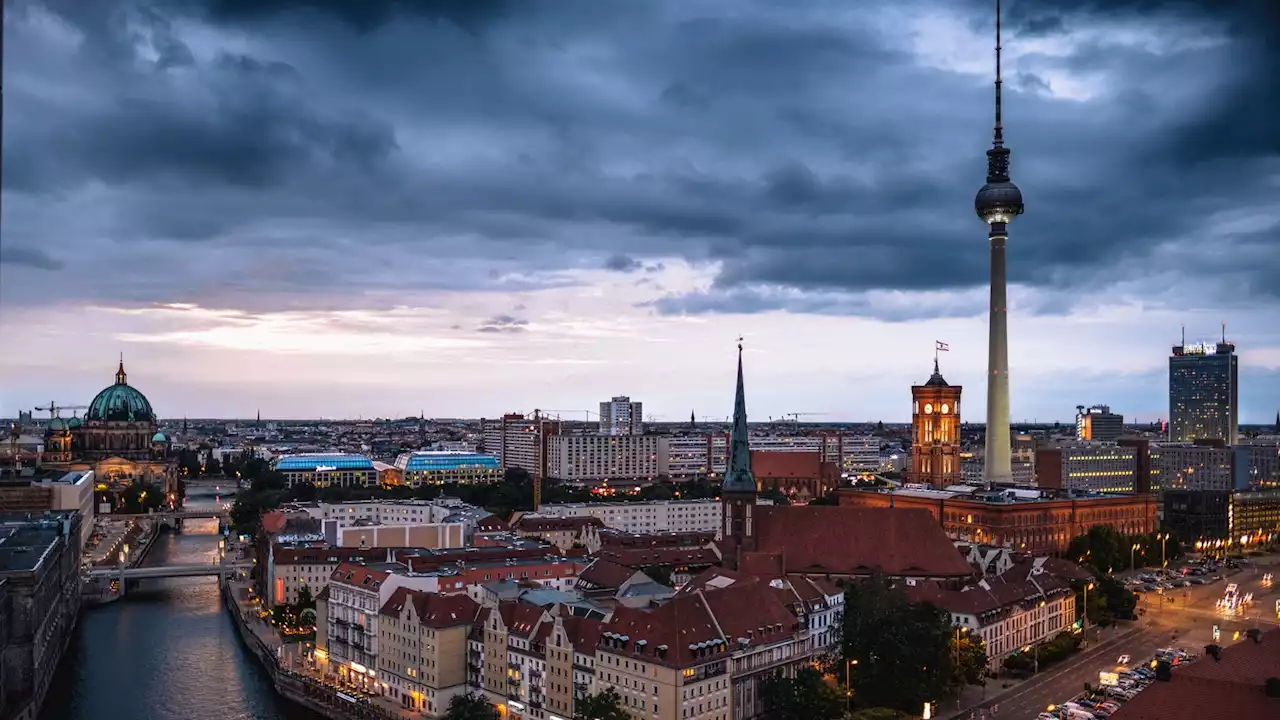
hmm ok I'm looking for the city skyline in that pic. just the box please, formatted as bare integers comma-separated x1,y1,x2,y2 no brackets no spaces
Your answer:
3,0,1279,422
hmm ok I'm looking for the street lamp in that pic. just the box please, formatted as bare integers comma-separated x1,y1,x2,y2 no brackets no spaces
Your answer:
845,659,858,713
1130,543,1141,571
1022,645,1039,675
1157,533,1169,569
1082,582,1095,646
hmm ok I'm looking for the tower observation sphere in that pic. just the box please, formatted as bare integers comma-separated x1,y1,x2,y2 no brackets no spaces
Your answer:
975,173,1024,225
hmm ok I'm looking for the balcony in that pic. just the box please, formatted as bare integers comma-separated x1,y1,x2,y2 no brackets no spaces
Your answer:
507,676,520,686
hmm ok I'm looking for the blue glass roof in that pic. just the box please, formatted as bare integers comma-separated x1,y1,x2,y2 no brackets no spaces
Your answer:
395,452,500,472
275,454,374,472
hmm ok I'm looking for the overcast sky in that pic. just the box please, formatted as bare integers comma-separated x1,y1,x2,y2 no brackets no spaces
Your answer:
2,0,1278,423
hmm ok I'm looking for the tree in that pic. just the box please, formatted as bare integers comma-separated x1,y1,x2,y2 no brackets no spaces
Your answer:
844,574,953,712
759,667,846,720
951,633,989,687
444,692,500,720
574,688,629,720
205,457,222,476
297,584,316,612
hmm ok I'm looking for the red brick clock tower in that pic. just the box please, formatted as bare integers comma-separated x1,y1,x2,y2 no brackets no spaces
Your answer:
909,359,963,487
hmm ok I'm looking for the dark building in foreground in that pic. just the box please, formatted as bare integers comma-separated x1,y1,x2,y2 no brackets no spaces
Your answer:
1162,487,1280,547
1169,341,1238,445
0,511,82,720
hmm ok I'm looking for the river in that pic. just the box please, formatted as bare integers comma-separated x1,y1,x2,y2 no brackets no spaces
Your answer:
40,496,320,720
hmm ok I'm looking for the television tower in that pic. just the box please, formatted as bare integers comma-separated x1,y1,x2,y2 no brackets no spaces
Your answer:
974,0,1024,485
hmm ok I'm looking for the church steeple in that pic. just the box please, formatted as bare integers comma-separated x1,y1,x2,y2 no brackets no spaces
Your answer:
724,339,756,493
115,354,128,385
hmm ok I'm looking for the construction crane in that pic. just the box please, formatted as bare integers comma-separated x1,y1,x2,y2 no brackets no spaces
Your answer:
34,402,89,419
784,412,826,429
539,409,601,423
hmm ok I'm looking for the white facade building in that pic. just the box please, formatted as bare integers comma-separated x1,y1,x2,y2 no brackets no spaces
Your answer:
536,499,723,534
33,470,95,548
546,435,668,484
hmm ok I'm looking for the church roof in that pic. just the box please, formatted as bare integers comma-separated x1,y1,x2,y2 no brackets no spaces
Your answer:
87,360,155,423
723,343,756,493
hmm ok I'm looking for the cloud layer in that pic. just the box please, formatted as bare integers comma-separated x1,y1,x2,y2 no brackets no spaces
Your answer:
2,0,1277,421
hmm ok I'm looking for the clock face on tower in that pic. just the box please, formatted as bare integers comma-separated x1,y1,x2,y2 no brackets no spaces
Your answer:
941,403,950,414
924,403,933,415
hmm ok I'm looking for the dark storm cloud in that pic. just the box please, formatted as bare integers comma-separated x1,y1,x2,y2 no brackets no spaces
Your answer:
0,246,65,271
2,0,1277,321
604,254,644,273
476,315,528,334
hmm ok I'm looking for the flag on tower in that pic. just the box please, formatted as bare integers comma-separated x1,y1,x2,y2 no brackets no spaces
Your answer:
936,341,950,352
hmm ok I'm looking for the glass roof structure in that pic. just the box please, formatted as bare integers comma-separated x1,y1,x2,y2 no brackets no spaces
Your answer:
275,453,374,472
395,451,500,472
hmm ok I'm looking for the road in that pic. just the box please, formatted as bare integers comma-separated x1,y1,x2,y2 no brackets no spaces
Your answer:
956,559,1279,719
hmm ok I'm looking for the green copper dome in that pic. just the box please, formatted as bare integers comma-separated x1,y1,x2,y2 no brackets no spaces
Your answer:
87,360,156,423
152,431,168,443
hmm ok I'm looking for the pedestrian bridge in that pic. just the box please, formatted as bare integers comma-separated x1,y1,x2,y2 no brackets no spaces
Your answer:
86,561,254,580
111,510,230,522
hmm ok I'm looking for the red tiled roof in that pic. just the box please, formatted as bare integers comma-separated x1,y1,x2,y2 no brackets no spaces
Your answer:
499,601,548,639
597,546,720,568
577,558,642,591
744,506,973,578
1180,628,1280,686
330,562,392,589
599,529,716,548
476,515,508,531
274,546,384,565
598,571,800,669
751,450,824,479
379,587,480,628
514,516,605,533
261,511,287,534
559,608,603,655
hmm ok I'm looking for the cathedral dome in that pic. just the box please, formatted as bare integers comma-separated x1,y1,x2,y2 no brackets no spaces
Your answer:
152,432,168,443
87,360,156,423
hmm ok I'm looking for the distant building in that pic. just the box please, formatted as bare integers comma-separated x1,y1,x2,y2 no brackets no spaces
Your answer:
537,499,723,535
1161,488,1280,545
840,486,1158,554
598,396,643,435
908,360,963,487
481,414,562,479
1035,442,1138,494
274,453,375,488
1169,340,1238,444
1075,405,1123,442
392,451,501,486
961,454,1035,487
1150,442,1237,492
545,435,668,485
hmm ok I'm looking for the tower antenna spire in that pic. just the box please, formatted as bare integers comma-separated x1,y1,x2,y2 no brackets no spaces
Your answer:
994,0,1004,148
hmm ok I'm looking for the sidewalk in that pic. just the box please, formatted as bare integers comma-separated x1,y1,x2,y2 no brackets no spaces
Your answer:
943,623,1144,719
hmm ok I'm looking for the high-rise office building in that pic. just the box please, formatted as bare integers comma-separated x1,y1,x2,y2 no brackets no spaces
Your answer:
1169,341,1238,445
1076,405,1124,442
598,396,643,435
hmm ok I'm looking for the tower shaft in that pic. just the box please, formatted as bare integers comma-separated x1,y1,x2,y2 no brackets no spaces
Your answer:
984,224,1012,484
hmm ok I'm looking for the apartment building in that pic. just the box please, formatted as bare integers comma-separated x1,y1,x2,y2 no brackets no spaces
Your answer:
910,554,1079,670
267,545,387,606
1034,442,1139,494
597,571,832,720
600,397,644,436
536,500,722,535
510,516,606,552
667,436,720,480
377,588,480,715
468,601,605,720
482,415,563,479
546,435,669,485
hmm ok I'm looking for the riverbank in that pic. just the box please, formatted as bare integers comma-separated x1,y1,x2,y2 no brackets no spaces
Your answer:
81,518,163,607
222,580,402,720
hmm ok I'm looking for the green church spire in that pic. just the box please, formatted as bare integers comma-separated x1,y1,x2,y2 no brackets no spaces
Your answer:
724,339,756,493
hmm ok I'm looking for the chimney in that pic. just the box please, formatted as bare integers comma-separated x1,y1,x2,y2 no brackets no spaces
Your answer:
1266,678,1280,698
1246,628,1263,644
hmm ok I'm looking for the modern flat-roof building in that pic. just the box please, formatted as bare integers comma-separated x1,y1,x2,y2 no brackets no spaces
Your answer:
1169,340,1238,445
481,414,562,479
393,451,501,486
1161,488,1280,546
274,453,376,488
545,435,668,485
1035,442,1138,494
1075,405,1123,442
0,511,82,720
598,396,643,435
